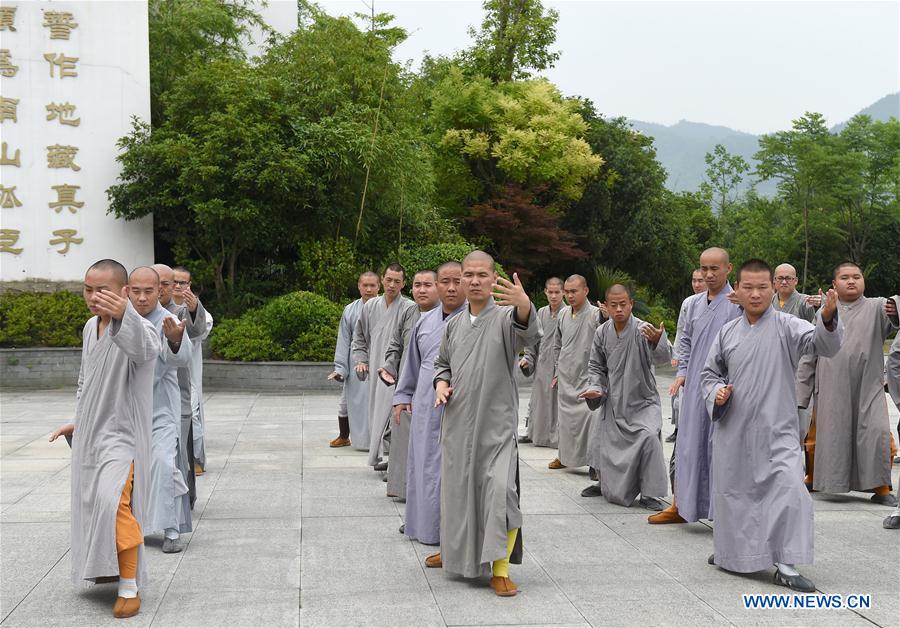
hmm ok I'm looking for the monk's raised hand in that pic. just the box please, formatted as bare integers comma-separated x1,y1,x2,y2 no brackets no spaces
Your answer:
492,273,529,309
519,357,529,370
641,322,664,346
670,358,679,368
885,298,898,318
95,288,128,320
597,301,609,319
434,381,453,407
578,389,604,400
727,291,740,305
805,293,822,307
49,422,75,442
183,289,199,313
669,376,684,397
821,288,838,321
715,383,733,406
162,316,186,345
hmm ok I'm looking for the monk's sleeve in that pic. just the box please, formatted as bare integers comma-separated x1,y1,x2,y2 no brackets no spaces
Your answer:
648,325,673,366
520,312,540,376
433,325,452,388
161,321,194,368
676,303,693,379
109,301,161,365
383,307,412,377
183,300,208,340
700,330,729,422
879,295,900,338
887,333,900,410
585,328,608,411
803,308,842,359
351,306,370,366
333,307,353,378
394,322,421,406
75,322,89,401
551,317,563,378
511,302,540,351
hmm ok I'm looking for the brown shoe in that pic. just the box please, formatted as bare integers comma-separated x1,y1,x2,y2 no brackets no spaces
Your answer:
647,504,686,524
490,576,518,597
329,436,351,448
425,552,442,568
112,594,141,618
548,458,565,470
194,463,204,476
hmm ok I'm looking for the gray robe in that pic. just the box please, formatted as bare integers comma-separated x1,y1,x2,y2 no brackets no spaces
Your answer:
145,304,193,535
772,291,817,323
586,316,671,505
674,285,741,522
71,301,159,586
774,291,818,437
670,297,692,428
352,294,415,464
521,305,560,447
189,308,213,468
811,296,898,493
383,305,430,499
333,298,368,448
394,303,466,544
553,304,603,468
434,298,540,578
702,307,842,573
888,296,900,410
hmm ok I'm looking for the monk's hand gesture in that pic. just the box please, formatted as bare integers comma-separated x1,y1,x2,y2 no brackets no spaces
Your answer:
885,298,898,319
162,316,186,347
493,273,528,306
355,362,368,374
327,371,343,381
670,358,679,368
183,289,199,313
578,389,603,400
378,368,396,386
95,287,128,320
550,376,558,389
49,422,75,442
640,322,664,347
394,403,411,425
519,357,530,370
597,301,609,319
669,376,685,397
820,288,838,322
434,381,453,407
715,384,733,406
805,293,822,307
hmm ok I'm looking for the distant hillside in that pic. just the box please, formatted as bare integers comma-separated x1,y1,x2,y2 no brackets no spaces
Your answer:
628,93,898,196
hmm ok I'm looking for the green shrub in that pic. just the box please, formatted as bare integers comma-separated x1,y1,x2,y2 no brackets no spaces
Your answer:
397,242,509,279
0,292,90,347
209,291,342,361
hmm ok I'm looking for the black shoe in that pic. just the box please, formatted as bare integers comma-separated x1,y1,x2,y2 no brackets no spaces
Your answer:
665,431,677,443
581,483,603,498
707,554,715,565
588,467,599,481
773,569,816,593
870,493,899,507
639,496,664,511
518,434,532,444
374,461,388,472
893,455,900,464
883,514,900,529
399,524,405,534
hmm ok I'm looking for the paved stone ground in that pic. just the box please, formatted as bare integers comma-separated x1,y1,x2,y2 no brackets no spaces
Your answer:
1,371,898,627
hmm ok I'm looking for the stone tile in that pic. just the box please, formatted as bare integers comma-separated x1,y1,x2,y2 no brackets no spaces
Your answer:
299,589,443,627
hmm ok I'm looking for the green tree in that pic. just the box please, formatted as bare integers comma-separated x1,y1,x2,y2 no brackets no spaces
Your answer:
700,144,750,214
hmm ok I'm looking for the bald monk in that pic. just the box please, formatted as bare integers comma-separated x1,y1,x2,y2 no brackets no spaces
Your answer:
580,284,671,511
431,251,540,597
550,275,606,472
883,295,900,529
519,277,564,447
650,247,741,524
328,271,380,448
806,263,898,505
50,259,160,618
128,267,194,553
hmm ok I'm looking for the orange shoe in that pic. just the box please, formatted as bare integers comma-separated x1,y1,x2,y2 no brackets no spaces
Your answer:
194,462,205,476
329,436,351,448
425,552,442,568
548,458,566,470
648,504,686,524
112,594,141,618
490,576,518,597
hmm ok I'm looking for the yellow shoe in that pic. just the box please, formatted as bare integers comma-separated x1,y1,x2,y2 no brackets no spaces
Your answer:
647,504,686,524
548,458,565,470
194,463,204,476
112,594,141,618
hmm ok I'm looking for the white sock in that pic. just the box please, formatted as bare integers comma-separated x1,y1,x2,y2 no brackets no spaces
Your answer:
117,577,138,599
164,528,179,541
775,562,800,576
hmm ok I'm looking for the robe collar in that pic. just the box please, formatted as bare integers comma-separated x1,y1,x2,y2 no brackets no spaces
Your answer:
705,282,734,310
741,304,775,329
467,297,496,326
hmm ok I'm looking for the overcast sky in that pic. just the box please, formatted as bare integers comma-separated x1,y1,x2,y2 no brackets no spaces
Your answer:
314,0,899,135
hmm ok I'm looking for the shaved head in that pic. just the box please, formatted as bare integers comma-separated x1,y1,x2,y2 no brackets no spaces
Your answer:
152,263,175,305
152,263,173,278
359,271,379,282
87,259,127,289
462,250,495,269
565,274,587,288
775,263,797,277
701,247,730,265
129,266,159,284
545,277,563,289
605,283,631,299
437,260,462,277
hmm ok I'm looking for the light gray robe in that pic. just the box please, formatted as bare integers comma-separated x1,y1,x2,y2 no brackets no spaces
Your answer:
71,301,159,586
772,291,817,323
145,304,193,535
702,307,842,572
189,307,213,468
553,304,603,467
811,296,898,493
333,298,368,448
774,291,818,438
670,296,692,428
586,316,671,505
352,294,415,464
383,305,430,499
674,284,741,522
434,298,540,578
521,305,561,447
394,303,466,544
886,299,900,509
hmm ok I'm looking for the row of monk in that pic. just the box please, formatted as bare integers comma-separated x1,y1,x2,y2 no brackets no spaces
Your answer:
329,249,900,598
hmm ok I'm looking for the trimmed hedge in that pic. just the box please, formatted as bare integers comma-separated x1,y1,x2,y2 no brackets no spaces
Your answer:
0,291,90,348
210,291,342,362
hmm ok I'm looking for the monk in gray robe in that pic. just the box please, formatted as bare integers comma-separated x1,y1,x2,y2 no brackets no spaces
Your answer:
883,296,900,529
431,251,540,597
651,247,741,524
49,260,160,618
702,259,841,592
580,284,671,511
519,277,563,447
393,261,466,544
129,267,194,553
353,263,415,467
668,269,705,444
328,272,380,448
154,264,208,509
172,266,213,475
550,275,605,471
807,262,899,505
379,270,438,499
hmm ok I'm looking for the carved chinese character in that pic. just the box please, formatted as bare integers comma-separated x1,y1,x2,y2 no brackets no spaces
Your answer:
0,49,18,77
49,229,83,254
43,11,78,40
0,184,23,208
44,53,78,79
1,96,18,123
0,229,23,255
46,144,81,171
46,102,81,126
1,142,20,166
0,6,17,32
48,184,84,213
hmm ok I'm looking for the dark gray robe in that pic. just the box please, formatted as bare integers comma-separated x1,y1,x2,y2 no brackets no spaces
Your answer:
521,305,560,447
